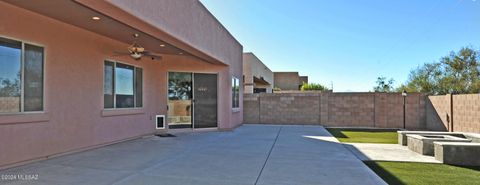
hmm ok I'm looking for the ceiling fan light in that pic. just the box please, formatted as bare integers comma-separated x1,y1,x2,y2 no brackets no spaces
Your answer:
136,47,145,53
130,52,142,59
128,45,145,53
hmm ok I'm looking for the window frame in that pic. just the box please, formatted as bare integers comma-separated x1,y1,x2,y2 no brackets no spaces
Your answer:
0,36,46,114
232,76,240,110
103,60,143,110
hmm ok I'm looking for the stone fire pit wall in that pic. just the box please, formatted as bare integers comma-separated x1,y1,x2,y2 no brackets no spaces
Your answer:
407,134,471,156
397,131,465,146
434,142,480,166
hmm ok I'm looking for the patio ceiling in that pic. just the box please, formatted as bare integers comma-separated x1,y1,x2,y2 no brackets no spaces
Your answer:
253,76,271,85
3,0,224,65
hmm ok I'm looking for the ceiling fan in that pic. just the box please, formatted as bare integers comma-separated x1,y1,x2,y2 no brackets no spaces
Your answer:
114,33,162,60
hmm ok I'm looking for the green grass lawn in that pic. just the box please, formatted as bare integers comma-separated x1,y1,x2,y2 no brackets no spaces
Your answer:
326,128,398,144
365,161,480,185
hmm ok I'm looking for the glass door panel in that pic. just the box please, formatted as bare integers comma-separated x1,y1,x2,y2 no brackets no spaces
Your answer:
167,72,192,129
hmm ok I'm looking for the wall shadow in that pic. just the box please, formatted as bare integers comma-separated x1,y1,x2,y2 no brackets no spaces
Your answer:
364,161,406,185
425,97,448,131
325,128,349,138
453,165,480,171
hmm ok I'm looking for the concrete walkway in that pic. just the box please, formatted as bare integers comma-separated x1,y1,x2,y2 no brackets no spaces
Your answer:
0,124,385,185
345,143,440,163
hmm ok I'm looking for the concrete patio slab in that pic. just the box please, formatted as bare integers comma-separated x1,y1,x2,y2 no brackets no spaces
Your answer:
345,143,440,163
0,125,385,185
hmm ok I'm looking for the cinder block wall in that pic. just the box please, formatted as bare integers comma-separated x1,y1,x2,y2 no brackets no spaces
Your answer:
244,92,426,129
427,94,480,133
426,95,451,131
260,93,320,124
243,94,260,123
453,94,480,133
325,93,375,127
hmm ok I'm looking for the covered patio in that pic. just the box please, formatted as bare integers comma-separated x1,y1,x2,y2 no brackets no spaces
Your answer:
0,0,243,169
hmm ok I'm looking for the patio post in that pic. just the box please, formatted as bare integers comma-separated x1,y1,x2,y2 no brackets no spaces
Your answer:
402,90,407,129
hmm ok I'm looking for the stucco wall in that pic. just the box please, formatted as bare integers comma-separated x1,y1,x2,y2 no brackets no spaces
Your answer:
105,0,242,69
78,0,244,129
0,1,241,169
274,72,301,91
244,92,427,129
242,53,274,94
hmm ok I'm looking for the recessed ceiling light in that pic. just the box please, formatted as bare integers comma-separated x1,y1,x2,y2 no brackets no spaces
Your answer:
92,16,100,20
179,52,183,55
160,44,166,47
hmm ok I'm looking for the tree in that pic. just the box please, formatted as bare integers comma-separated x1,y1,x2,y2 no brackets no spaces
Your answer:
0,72,21,97
399,47,480,95
440,47,480,94
396,63,443,93
301,82,328,91
373,76,395,92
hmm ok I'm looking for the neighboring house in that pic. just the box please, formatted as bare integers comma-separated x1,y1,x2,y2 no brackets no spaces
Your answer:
274,72,308,90
0,0,243,169
242,52,274,93
300,76,309,84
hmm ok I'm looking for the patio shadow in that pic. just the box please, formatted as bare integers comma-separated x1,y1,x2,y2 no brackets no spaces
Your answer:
325,128,349,138
453,165,480,171
364,161,405,185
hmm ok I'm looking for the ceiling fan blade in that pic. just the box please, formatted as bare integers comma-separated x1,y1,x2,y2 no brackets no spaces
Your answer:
144,53,162,60
143,51,163,60
112,51,131,56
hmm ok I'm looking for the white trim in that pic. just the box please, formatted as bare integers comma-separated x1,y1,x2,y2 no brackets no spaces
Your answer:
192,72,195,129
113,62,117,108
155,115,165,129
232,76,240,109
20,42,25,112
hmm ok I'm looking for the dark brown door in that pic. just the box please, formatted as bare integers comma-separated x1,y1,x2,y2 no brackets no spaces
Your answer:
193,73,218,128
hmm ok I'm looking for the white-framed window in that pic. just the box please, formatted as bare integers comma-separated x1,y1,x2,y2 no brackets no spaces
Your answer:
0,37,44,113
104,60,142,109
232,76,240,108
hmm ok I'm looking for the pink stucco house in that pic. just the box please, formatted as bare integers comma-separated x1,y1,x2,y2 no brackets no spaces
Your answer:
0,0,243,169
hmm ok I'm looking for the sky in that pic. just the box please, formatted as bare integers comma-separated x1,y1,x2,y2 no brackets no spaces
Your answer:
200,0,480,92
0,46,21,83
